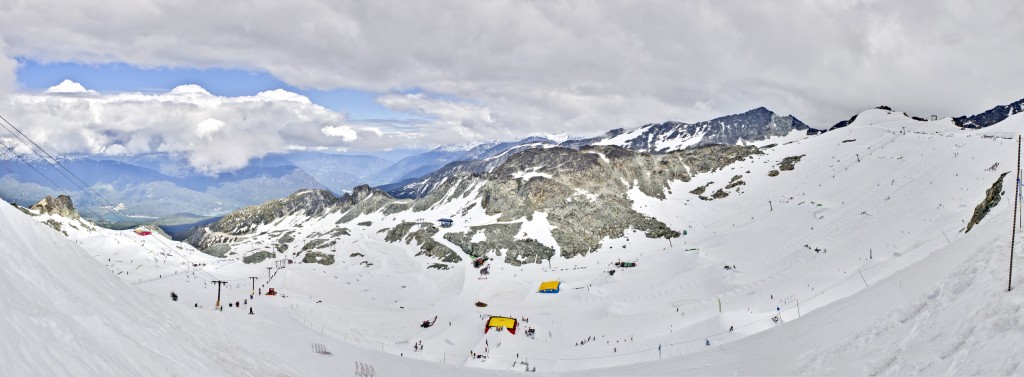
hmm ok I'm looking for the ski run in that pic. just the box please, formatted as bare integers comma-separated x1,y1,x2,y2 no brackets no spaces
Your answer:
3,107,1024,376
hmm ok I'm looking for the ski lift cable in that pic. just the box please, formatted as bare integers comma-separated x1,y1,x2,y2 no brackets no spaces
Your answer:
0,114,219,281
0,136,214,279
0,117,218,279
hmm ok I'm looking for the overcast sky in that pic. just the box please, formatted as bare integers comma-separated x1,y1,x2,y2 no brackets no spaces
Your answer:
0,0,1022,173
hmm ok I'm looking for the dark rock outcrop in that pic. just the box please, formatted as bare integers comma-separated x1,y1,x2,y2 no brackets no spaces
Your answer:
966,172,1008,232
954,98,1024,129
30,195,80,219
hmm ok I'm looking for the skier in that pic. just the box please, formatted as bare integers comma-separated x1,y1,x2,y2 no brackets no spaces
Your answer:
729,326,734,332
705,339,710,346
249,307,253,315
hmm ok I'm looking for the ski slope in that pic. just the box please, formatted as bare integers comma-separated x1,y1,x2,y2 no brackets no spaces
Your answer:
0,197,512,376
7,107,1024,375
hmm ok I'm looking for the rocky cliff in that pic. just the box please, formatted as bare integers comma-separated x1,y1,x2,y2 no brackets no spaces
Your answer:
30,195,81,219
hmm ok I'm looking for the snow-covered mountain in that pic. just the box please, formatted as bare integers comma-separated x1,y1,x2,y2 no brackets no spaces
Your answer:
954,96,1024,129
169,104,1024,374
368,142,498,186
381,136,564,199
382,108,808,200
8,102,1024,375
593,106,809,152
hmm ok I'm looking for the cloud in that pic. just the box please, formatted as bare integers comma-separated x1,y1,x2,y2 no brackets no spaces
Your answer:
0,41,15,99
44,79,96,94
1,1,1023,145
195,118,226,139
0,81,420,174
320,125,357,141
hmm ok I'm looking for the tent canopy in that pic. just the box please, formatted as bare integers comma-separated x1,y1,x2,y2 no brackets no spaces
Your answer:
538,280,561,293
485,316,518,334
487,316,516,328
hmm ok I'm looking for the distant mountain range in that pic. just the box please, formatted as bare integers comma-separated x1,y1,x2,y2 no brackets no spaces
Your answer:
383,107,809,199
0,150,449,221
4,98,1022,221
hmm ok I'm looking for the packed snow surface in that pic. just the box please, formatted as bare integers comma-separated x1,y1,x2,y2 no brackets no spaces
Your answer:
6,108,1024,376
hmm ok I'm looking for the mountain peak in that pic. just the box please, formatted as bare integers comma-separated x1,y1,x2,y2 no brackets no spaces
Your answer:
593,106,807,153
342,184,393,205
30,195,80,219
953,97,1024,129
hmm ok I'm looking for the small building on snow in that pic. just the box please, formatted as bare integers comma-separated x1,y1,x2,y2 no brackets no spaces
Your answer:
538,280,561,293
485,316,518,334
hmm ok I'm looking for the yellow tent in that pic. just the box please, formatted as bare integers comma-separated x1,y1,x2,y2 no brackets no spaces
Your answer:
538,281,561,293
485,316,518,334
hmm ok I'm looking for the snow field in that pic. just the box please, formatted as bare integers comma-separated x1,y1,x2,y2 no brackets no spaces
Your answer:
9,107,1024,375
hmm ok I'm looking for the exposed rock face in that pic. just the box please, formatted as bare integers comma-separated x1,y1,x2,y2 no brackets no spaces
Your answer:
207,189,339,236
954,98,1024,129
30,195,80,219
192,139,762,265
302,251,335,265
384,222,461,263
603,107,808,153
470,144,759,258
336,185,396,223
386,137,559,199
779,155,805,171
966,172,1008,232
387,108,804,200
243,251,275,264
443,223,555,266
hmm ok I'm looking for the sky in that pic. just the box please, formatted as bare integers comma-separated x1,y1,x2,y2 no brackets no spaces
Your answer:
0,0,1023,173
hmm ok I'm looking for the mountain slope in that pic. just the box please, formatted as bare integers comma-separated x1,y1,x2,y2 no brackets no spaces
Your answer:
594,107,808,152
385,108,808,199
179,105,1022,374
0,194,289,376
954,97,1024,129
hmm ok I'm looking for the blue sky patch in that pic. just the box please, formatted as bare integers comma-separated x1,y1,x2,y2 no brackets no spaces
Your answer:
15,59,421,121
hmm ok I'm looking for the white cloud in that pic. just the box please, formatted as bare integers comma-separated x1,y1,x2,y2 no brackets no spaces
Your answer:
0,40,14,99
195,118,226,139
44,79,95,94
1,1,1023,146
320,125,357,141
0,81,418,174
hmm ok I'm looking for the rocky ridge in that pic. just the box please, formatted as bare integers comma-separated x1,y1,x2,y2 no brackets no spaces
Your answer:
186,142,763,266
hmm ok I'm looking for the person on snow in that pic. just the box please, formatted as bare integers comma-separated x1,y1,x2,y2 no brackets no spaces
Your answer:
729,326,734,332
249,307,254,315
705,339,710,346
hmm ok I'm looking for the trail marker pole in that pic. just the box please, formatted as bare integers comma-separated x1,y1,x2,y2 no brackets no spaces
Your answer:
858,270,868,288
1010,135,1021,292
796,298,801,318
